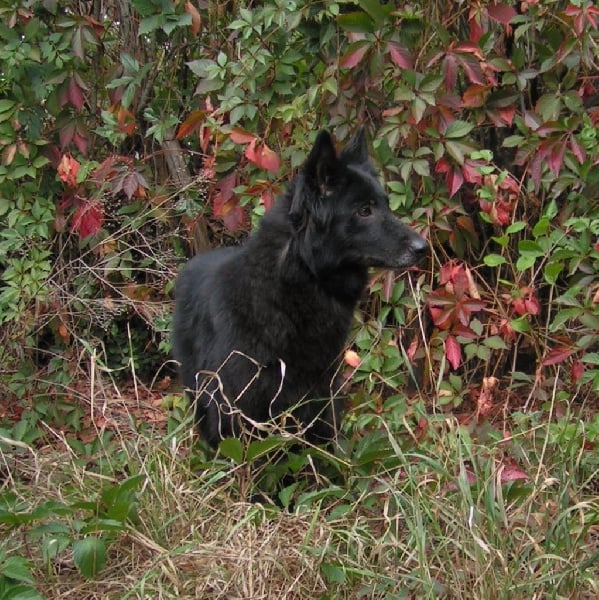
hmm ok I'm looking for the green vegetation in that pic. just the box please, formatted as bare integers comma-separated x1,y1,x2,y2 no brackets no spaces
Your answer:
0,0,597,597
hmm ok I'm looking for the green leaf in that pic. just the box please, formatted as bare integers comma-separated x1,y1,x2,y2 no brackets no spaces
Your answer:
358,0,390,28
516,254,536,270
139,14,165,36
536,94,560,121
445,120,474,139
0,100,16,113
510,316,530,333
445,140,466,164
186,59,215,78
543,198,559,220
492,234,509,247
0,584,44,600
219,437,244,463
582,353,599,366
506,221,526,235
543,261,563,284
483,254,506,267
411,97,427,123
518,240,544,255
278,482,299,509
162,13,192,36
483,336,508,350
532,217,550,237
0,556,35,584
337,11,376,34
412,159,430,177
321,562,346,584
246,437,285,462
419,74,444,93
502,135,524,148
72,536,106,578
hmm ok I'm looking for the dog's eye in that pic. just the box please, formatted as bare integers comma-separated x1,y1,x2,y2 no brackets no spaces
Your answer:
357,205,372,217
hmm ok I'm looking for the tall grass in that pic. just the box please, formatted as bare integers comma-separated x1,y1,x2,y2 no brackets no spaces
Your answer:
2,381,597,599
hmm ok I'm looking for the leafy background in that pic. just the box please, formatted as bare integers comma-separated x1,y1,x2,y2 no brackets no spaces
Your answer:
0,0,597,597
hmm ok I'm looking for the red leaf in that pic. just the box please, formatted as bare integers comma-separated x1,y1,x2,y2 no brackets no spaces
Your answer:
216,172,236,203
468,6,484,42
222,202,245,231
57,154,80,187
122,172,140,200
406,337,419,362
435,159,464,197
462,84,489,108
445,335,462,370
340,41,370,68
67,77,85,111
213,193,244,231
245,139,281,174
185,0,201,36
497,106,516,126
108,104,136,136
446,166,464,197
230,128,256,145
456,53,485,85
388,43,413,69
571,360,585,383
72,199,104,239
213,172,245,231
260,188,275,210
200,126,211,153
524,296,540,316
547,141,566,176
569,136,586,164
176,110,206,139
202,155,216,179
488,106,516,127
59,121,75,150
439,261,463,286
452,323,479,339
542,345,575,367
455,297,486,326
429,307,452,330
487,2,517,25
512,297,527,317
500,463,530,483
461,159,484,184
72,128,88,155
455,42,484,58
443,54,458,89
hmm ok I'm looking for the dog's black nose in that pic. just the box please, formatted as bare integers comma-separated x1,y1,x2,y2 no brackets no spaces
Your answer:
411,236,429,259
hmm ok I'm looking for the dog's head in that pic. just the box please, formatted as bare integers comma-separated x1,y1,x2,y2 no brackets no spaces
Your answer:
289,128,428,274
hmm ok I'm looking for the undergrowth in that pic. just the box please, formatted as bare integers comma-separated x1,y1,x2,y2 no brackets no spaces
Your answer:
1,1,599,597
1,362,597,599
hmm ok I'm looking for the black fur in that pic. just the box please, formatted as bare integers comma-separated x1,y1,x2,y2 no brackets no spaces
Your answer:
172,128,427,446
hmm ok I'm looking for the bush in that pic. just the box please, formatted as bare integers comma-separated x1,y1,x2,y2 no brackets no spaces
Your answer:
0,1,598,595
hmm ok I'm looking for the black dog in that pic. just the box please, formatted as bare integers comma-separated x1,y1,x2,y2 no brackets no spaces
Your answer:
172,128,427,446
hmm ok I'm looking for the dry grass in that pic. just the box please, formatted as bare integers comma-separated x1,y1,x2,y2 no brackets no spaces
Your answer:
1,383,598,599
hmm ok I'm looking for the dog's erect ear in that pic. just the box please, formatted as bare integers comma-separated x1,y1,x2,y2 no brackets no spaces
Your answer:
339,126,369,165
303,130,339,193
289,131,338,229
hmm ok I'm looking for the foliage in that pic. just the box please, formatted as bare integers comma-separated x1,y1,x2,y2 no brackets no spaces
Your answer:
0,0,597,399
0,0,598,595
1,402,597,596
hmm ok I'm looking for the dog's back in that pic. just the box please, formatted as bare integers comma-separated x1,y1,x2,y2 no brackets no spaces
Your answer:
172,128,427,446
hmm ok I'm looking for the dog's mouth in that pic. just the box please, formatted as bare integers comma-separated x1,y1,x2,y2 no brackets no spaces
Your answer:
366,252,427,271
